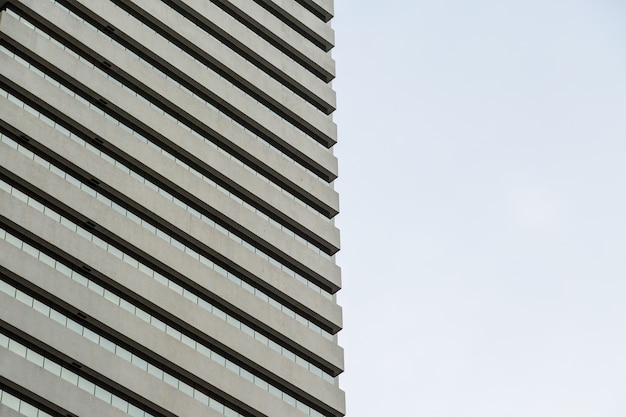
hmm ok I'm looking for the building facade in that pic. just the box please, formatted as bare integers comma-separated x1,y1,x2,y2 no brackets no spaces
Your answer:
0,1,344,416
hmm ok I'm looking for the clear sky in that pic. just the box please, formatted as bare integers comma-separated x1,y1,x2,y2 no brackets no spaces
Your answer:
332,1,626,416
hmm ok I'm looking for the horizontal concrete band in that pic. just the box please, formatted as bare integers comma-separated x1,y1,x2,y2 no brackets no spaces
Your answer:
0,347,132,417
128,0,334,103
0,281,345,416
212,0,335,72
0,182,344,372
102,0,336,114
0,137,343,323
1,96,341,291
0,244,345,415
0,0,344,415
174,0,335,80
23,0,337,147
0,64,341,257
263,0,335,37
224,0,335,50
0,9,340,199
0,296,241,417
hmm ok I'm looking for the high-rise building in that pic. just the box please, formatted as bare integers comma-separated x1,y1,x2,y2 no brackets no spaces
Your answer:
0,1,343,416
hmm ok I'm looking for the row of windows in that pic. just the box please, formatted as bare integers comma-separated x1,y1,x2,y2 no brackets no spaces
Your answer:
0,179,336,382
0,71,334,266
142,0,333,108
0,333,156,417
0,124,335,338
200,0,333,62
0,77,334,299
45,0,334,175
292,0,333,23
0,279,252,417
0,388,53,417
244,0,333,49
7,6,334,214
0,247,330,417
1,14,337,240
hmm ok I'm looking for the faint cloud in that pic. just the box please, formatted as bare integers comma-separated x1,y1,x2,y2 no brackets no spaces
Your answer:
510,186,566,233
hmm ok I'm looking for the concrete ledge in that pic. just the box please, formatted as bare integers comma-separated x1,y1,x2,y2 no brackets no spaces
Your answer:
0,239,345,413
0,179,345,372
0,347,130,417
0,36,341,249
0,293,340,416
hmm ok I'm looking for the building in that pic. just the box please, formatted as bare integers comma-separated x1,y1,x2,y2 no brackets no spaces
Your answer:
0,1,344,416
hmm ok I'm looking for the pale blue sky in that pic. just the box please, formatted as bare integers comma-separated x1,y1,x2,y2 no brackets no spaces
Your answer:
332,1,626,415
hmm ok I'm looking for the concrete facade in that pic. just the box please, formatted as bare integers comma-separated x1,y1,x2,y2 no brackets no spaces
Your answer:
0,1,344,416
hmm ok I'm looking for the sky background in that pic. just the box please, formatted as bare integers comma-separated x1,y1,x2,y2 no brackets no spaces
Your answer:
331,1,626,416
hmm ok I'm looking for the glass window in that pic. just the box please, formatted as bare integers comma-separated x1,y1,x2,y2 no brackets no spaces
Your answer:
49,309,67,326
75,227,91,240
226,315,239,328
1,391,20,410
208,399,224,413
153,272,168,285
7,340,27,357
254,377,269,391
239,368,254,382
213,309,226,321
38,252,56,268
127,403,144,417
254,332,269,345
241,324,254,337
98,337,115,352
107,244,123,259
296,400,308,413
165,325,181,340
182,289,197,303
4,232,22,249
162,372,178,388
66,319,83,334
123,254,139,269
193,389,209,405
94,385,112,403
15,290,34,307
116,347,132,362
131,354,148,371
120,298,136,314
225,360,238,373
283,394,297,407
72,273,89,287
224,408,238,417
77,376,96,395
0,280,15,297
180,334,196,349
59,216,75,231
87,280,104,296
147,363,164,380
111,395,127,411
0,333,9,348
138,263,152,275
55,262,72,277
103,289,121,305
179,382,193,396
60,368,78,385
18,400,38,417
22,242,39,257
150,317,166,332
168,282,183,295
134,308,150,323
268,384,282,398
42,358,62,376
196,343,211,357
25,348,45,367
